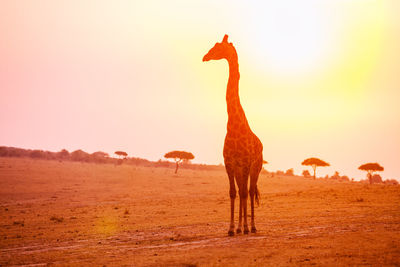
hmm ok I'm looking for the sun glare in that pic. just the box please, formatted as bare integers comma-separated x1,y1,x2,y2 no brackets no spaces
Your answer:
244,1,387,86
245,1,335,77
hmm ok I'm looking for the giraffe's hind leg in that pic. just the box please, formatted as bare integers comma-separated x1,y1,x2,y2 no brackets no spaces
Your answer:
250,157,262,233
225,164,236,236
236,195,242,234
238,166,250,235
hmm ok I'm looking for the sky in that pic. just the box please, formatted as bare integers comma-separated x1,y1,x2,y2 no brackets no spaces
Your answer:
1,0,399,181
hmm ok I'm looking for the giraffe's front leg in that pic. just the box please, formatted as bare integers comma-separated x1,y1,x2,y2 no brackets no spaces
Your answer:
249,186,256,233
227,168,236,236
242,172,250,234
242,192,249,234
228,185,236,236
236,197,242,234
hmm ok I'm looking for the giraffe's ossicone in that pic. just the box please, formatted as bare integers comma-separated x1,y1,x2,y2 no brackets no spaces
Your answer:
203,34,263,236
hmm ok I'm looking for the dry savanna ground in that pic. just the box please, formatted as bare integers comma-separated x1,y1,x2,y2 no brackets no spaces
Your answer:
0,157,399,266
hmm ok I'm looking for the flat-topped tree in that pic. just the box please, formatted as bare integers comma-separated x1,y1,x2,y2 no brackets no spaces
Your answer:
115,151,128,159
302,157,330,179
164,150,194,174
358,163,384,184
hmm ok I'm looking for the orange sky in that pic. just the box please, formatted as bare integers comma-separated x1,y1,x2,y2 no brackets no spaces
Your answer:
1,1,399,180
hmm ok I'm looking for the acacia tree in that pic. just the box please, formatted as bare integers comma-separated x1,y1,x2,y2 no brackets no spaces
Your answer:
164,150,195,174
301,157,330,179
358,163,384,184
115,151,128,159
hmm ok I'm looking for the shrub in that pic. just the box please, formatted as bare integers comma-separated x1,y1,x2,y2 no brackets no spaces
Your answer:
302,170,310,178
285,168,294,176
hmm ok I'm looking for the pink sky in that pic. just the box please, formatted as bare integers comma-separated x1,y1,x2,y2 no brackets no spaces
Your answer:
1,1,399,180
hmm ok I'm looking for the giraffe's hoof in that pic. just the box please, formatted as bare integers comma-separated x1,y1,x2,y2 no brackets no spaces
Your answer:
228,230,235,236
251,227,257,233
243,227,249,234
236,228,242,234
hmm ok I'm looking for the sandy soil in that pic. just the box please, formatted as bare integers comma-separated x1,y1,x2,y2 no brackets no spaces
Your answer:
0,157,399,266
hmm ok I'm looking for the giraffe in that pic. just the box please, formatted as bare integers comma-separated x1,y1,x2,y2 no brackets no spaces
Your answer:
203,34,263,236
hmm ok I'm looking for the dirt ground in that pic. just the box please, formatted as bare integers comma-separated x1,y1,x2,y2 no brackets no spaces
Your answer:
0,157,399,266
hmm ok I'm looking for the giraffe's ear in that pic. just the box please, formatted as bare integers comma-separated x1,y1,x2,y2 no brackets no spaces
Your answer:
222,34,229,43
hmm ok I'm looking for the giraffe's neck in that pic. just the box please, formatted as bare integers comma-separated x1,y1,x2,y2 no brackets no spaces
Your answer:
226,58,250,133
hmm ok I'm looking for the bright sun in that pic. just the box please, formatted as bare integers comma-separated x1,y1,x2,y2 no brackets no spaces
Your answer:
244,1,386,81
245,1,336,76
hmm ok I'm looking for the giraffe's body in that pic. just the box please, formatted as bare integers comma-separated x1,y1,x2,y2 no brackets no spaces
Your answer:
203,35,263,235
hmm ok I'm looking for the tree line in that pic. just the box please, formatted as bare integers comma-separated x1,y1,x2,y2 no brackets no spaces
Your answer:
0,146,221,171
300,157,397,185
0,146,397,183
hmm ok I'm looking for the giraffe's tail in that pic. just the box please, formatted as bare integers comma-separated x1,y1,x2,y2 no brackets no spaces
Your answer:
255,185,260,206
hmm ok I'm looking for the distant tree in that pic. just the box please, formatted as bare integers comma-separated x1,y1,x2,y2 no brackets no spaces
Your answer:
301,157,330,179
331,171,340,180
70,149,90,162
92,151,109,158
44,151,56,160
358,163,384,184
370,174,383,184
340,175,350,182
30,150,45,159
0,146,8,157
384,179,399,185
164,150,195,174
115,151,128,159
302,170,310,178
91,151,109,163
285,168,294,176
56,149,69,160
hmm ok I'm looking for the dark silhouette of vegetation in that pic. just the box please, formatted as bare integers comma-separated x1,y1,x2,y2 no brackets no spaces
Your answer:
358,163,384,184
384,179,399,185
0,146,222,171
115,151,128,159
91,151,109,163
57,149,69,159
164,150,194,174
302,157,330,179
330,171,350,182
370,174,383,184
302,170,311,178
0,146,398,184
30,150,46,159
285,168,294,176
71,150,90,162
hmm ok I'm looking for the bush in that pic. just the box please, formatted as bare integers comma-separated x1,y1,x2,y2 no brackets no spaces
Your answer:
70,150,90,162
370,174,383,184
30,150,45,159
384,179,399,185
57,149,69,160
91,151,109,163
285,168,294,176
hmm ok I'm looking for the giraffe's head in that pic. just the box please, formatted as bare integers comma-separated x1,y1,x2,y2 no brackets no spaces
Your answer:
203,34,237,62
